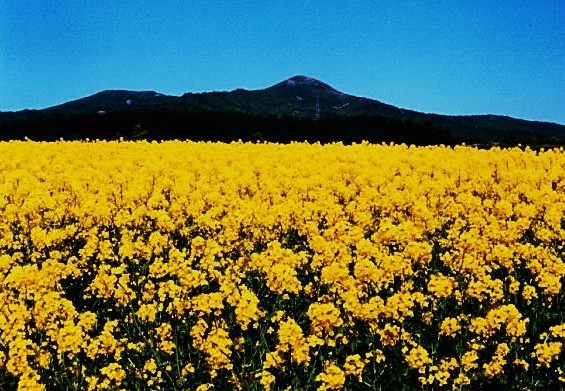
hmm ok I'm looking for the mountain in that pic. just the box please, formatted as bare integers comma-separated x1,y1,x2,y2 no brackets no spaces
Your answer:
1,75,564,146
180,75,411,120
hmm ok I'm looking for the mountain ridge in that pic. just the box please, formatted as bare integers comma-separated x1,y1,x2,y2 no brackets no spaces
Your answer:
1,75,564,146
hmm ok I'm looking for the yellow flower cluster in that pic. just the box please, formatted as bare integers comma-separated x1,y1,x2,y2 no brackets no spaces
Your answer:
0,140,564,390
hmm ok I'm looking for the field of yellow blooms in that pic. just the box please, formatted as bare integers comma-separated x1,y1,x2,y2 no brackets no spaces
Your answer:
0,141,564,390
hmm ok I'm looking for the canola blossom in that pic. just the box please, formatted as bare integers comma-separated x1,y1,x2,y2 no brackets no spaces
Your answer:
0,140,564,390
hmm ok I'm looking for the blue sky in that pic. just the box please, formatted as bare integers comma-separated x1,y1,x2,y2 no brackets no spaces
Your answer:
1,1,564,124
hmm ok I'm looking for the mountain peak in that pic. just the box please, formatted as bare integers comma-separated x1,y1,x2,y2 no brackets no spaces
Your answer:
286,75,327,86
267,75,340,94
285,75,327,86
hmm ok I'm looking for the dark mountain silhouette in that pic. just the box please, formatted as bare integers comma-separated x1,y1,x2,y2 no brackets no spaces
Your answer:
1,75,564,146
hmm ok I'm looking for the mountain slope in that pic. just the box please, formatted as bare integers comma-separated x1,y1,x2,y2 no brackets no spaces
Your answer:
45,90,179,115
1,75,564,145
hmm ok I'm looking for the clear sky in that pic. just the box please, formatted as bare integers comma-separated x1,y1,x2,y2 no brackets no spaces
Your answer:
1,1,564,124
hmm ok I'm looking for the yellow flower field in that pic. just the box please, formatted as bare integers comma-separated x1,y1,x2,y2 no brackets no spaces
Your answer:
0,141,564,390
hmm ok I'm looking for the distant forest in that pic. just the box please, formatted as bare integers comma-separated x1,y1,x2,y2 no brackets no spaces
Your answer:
0,109,526,146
